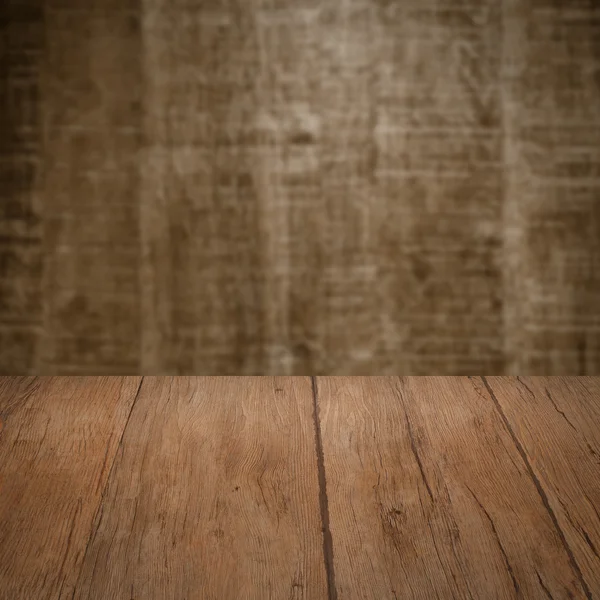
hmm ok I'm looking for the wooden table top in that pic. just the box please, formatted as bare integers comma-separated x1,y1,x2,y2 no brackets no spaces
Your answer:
0,377,599,599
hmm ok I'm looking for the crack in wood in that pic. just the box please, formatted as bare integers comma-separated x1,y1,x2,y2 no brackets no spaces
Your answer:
69,377,144,600
480,376,593,600
536,571,554,600
516,377,535,398
465,484,520,596
310,377,338,600
394,380,434,502
544,387,577,433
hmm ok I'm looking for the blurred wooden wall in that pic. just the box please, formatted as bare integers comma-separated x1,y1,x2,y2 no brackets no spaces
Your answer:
0,0,43,371
1,0,599,374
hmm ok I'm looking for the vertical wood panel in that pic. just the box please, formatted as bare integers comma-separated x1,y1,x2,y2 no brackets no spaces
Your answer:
41,1,142,373
305,2,380,374
373,0,505,373
139,0,508,374
503,0,600,374
241,0,382,373
0,0,43,373
141,0,265,374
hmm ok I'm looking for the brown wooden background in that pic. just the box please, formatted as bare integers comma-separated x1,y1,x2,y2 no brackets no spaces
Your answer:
1,0,599,374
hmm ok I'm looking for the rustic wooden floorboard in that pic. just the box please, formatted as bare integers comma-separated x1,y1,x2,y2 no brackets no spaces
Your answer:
1,376,599,599
72,376,327,600
482,376,600,595
0,376,142,600
316,376,592,599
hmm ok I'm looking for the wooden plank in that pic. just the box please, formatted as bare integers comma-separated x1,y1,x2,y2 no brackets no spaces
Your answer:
138,0,507,375
317,376,589,599
280,1,380,373
73,376,327,599
0,0,599,376
482,376,600,594
0,376,43,417
0,376,142,600
40,1,142,373
372,0,505,374
0,0,43,373
140,0,265,373
502,0,600,373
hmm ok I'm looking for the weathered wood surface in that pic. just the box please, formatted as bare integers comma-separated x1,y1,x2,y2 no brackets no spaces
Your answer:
482,376,600,595
502,1,600,374
1,376,599,598
0,0,43,372
0,376,142,600
73,376,327,600
1,0,599,374
317,376,594,599
40,0,143,375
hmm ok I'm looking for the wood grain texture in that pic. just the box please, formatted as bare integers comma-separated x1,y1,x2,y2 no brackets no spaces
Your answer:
73,376,327,599
317,376,590,598
0,0,599,374
40,0,142,374
0,376,142,600
372,0,505,374
139,0,508,375
502,0,600,374
0,0,43,373
141,0,265,374
1,376,600,598
482,376,600,594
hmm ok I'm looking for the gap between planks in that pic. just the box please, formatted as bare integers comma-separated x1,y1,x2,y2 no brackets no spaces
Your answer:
479,376,593,600
69,376,145,600
49,375,596,600
311,376,338,600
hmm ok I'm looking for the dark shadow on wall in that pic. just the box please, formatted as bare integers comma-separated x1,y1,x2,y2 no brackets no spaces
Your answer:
0,0,43,373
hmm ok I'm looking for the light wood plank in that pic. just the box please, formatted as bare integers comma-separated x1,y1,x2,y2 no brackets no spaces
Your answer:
73,376,327,599
318,376,588,599
0,376,142,599
483,376,600,594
